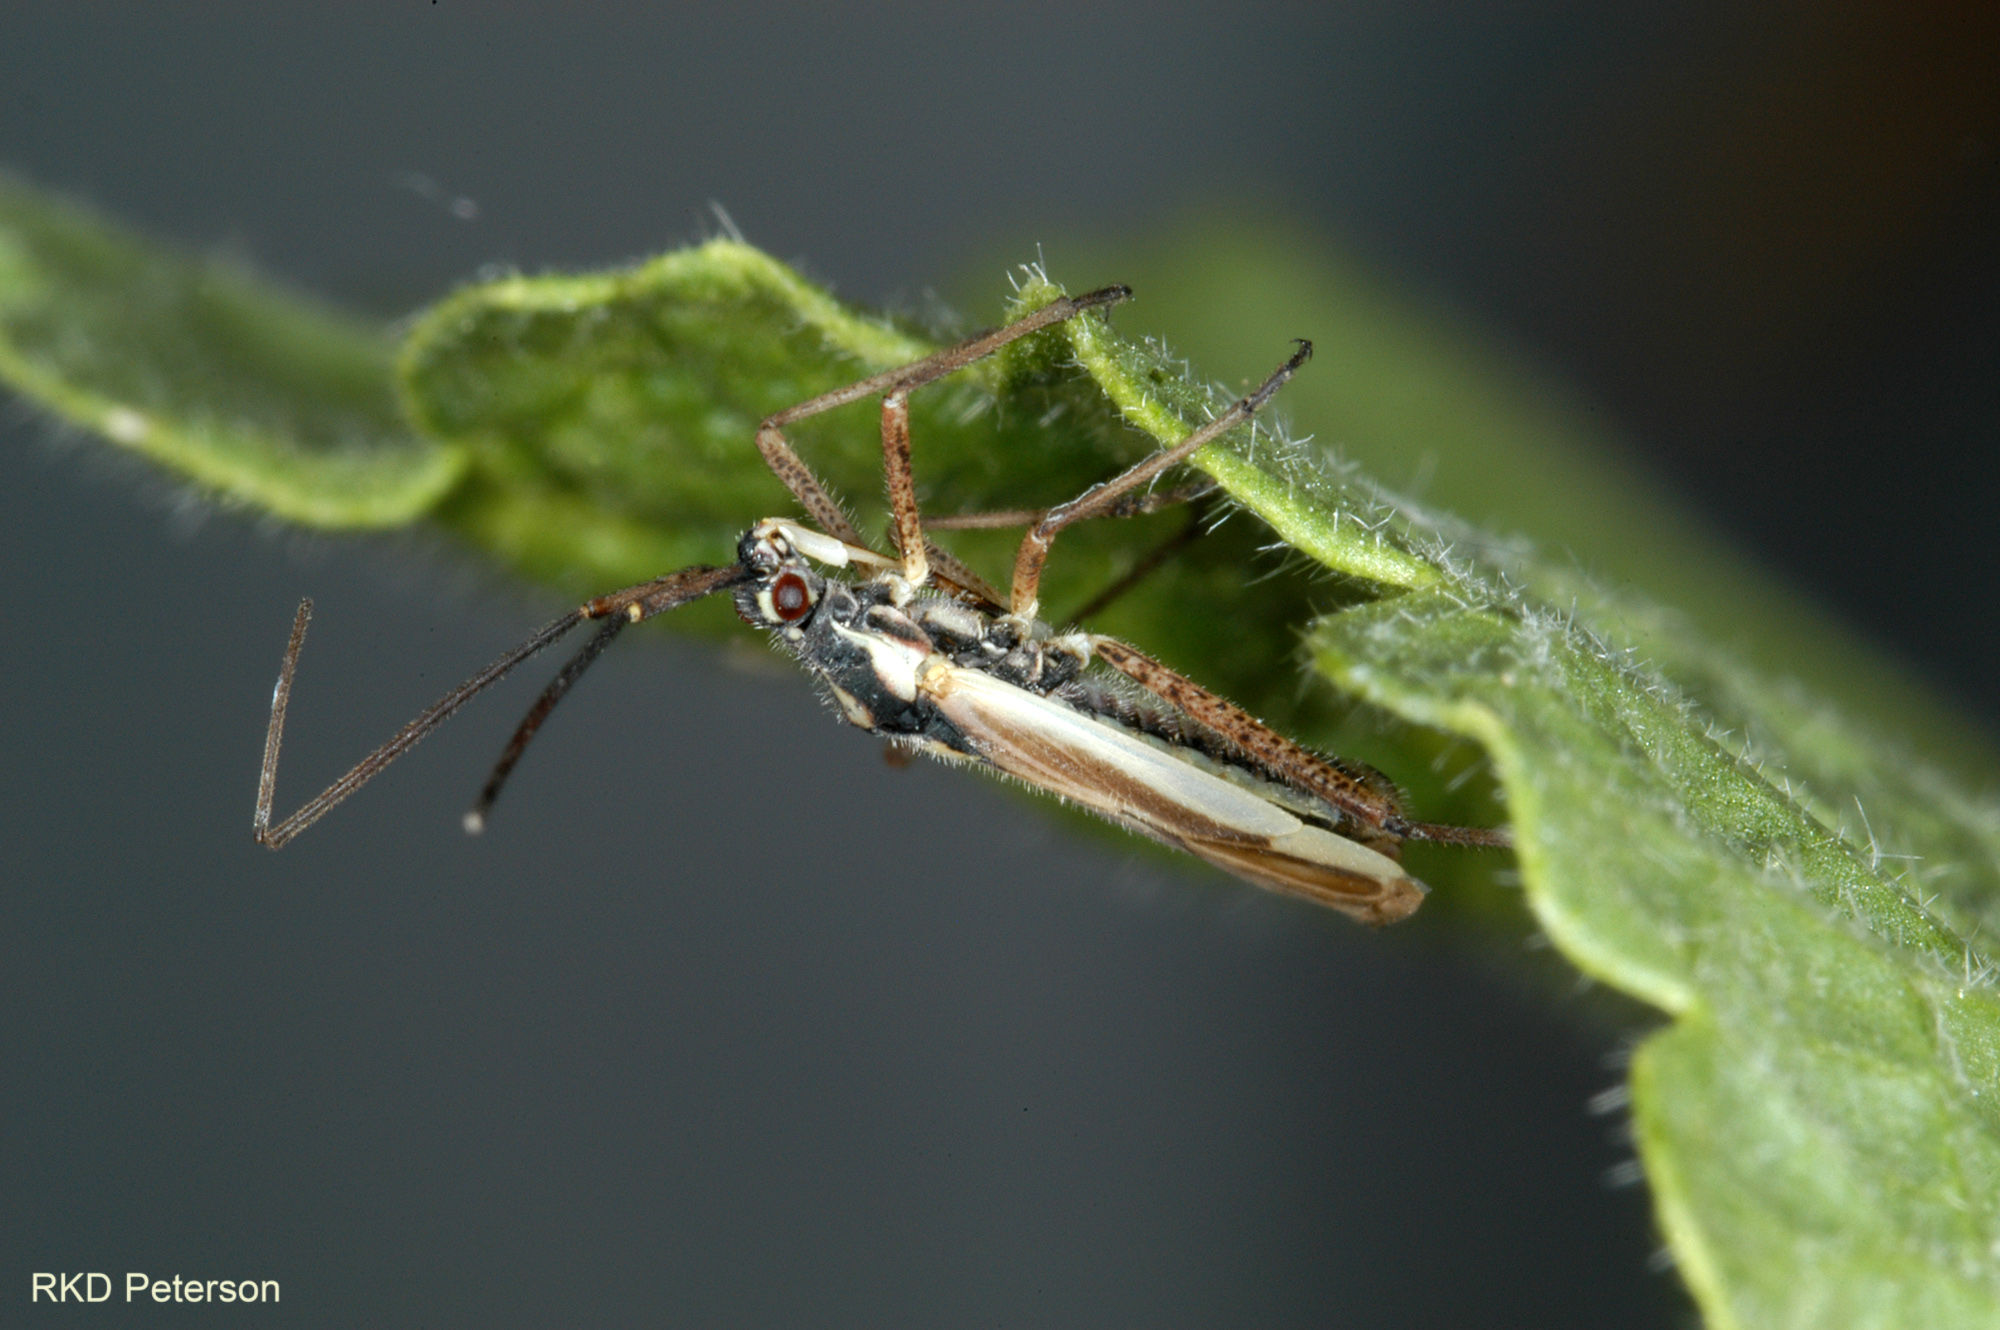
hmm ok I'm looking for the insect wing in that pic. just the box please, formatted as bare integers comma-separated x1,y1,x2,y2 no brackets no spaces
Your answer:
922,665,1425,925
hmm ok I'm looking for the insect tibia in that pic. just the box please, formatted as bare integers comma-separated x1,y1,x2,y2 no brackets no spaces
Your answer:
1393,819,1513,849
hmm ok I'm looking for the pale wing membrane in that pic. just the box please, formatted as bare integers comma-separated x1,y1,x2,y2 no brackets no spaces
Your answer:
925,666,1425,925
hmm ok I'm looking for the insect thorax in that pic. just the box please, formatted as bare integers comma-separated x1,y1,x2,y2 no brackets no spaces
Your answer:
730,526,1089,753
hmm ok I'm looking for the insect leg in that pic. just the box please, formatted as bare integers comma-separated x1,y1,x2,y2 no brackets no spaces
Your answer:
879,390,928,587
926,481,1224,621
1009,342,1312,618
916,539,1009,612
1087,633,1511,850
925,478,1219,532
754,285,1133,567
881,356,1199,595
1085,632,1401,837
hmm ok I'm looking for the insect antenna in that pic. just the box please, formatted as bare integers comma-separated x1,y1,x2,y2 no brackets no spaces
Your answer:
466,560,757,832
254,601,589,850
254,562,749,850
463,615,629,834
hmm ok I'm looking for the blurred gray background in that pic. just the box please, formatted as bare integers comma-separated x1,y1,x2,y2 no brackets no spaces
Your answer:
3,4,1993,1326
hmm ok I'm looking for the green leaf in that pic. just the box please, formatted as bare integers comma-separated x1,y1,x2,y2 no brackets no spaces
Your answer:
1026,227,2000,1328
394,240,1354,740
397,238,933,593
6,172,1997,1324
0,172,462,526
1311,589,2000,1329
1054,222,2000,936
400,238,2000,1321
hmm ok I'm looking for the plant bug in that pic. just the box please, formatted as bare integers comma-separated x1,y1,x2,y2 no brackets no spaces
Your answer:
253,285,1508,924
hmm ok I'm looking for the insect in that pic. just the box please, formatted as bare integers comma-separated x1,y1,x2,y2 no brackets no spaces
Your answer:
253,285,1508,924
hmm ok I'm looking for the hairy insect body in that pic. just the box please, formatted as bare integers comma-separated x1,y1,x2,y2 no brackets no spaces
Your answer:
735,525,1427,924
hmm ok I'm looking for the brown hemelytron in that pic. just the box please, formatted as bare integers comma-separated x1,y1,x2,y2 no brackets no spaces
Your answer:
253,282,1508,924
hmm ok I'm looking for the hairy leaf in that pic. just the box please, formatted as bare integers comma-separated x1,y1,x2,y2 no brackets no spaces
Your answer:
1033,237,2000,1328
0,173,461,526
6,172,1997,1326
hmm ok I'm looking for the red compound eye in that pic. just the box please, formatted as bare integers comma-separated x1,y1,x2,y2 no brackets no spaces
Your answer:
770,572,813,622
